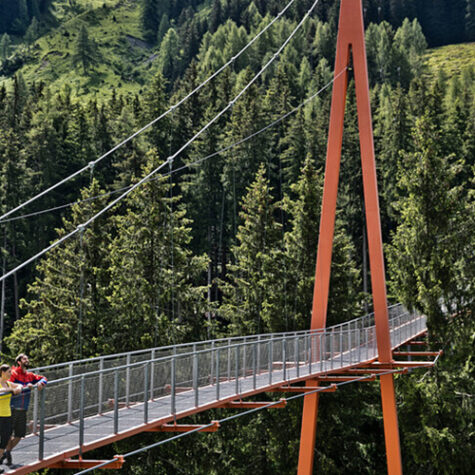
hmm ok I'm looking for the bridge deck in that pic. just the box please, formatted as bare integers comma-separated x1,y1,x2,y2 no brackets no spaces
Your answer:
5,309,426,474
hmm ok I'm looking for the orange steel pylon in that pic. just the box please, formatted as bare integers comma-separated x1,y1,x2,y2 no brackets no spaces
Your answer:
298,1,402,474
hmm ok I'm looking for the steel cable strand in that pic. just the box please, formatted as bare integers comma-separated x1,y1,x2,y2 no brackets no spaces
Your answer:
0,67,345,228
0,0,300,224
74,365,435,474
0,0,321,284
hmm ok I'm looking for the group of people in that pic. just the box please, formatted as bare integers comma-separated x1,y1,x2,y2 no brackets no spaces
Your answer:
0,354,47,473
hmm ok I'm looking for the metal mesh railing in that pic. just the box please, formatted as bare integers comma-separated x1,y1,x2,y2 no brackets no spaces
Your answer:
23,304,425,462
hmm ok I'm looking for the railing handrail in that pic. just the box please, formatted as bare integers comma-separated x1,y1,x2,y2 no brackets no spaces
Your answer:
31,304,402,375
43,306,417,387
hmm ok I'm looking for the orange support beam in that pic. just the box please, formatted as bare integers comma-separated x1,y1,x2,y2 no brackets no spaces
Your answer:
393,351,442,357
147,421,220,433
49,455,125,469
270,385,337,393
220,400,287,409
316,375,377,382
298,1,402,474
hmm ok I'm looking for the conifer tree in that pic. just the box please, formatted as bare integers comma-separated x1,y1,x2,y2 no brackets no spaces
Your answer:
107,151,208,352
387,112,472,340
6,180,112,364
141,0,159,42
0,33,10,61
158,28,183,82
71,24,101,74
219,164,282,335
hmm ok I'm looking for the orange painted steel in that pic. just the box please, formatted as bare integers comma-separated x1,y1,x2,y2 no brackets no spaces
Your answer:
316,375,377,382
49,455,124,469
393,351,442,357
298,1,402,474
220,400,287,409
147,422,220,433
269,385,337,393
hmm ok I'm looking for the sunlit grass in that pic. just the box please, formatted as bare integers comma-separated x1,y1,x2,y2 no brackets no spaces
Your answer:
424,43,475,78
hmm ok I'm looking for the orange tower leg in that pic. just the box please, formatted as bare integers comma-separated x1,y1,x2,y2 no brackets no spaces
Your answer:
298,1,402,474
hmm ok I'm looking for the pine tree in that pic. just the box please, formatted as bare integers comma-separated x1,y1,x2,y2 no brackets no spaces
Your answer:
5,180,112,364
71,24,101,74
219,164,282,335
141,0,159,42
0,33,10,61
467,0,475,40
157,28,182,81
24,17,39,47
387,111,472,340
107,151,208,352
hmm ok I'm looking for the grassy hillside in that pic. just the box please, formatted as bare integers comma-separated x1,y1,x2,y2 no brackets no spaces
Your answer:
0,0,168,100
424,42,475,78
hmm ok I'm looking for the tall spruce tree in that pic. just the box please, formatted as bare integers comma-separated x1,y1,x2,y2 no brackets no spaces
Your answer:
107,151,208,352
6,180,112,364
219,164,282,335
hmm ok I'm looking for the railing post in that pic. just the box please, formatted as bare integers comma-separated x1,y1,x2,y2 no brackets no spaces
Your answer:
295,337,299,378
308,333,312,375
257,335,261,374
67,362,73,423
32,385,38,435
243,338,247,379
282,338,286,381
216,348,220,401
330,331,334,370
268,339,273,386
144,362,149,424
171,357,176,415
150,349,156,401
193,351,199,407
126,353,131,407
235,346,240,395
79,375,85,455
114,370,119,434
340,330,343,368
252,342,257,389
98,357,104,415
227,338,231,381
358,328,361,363
320,333,324,372
39,386,45,460
210,341,215,385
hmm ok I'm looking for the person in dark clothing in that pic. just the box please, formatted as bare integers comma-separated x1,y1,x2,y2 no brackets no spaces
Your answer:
0,355,47,467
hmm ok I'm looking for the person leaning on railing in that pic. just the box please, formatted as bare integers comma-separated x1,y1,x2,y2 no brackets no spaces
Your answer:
0,354,47,468
0,364,22,474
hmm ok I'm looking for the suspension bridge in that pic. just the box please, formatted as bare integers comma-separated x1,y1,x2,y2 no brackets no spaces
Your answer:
3,305,437,475
0,0,442,474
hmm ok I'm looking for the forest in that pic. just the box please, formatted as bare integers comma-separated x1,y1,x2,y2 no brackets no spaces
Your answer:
0,0,474,473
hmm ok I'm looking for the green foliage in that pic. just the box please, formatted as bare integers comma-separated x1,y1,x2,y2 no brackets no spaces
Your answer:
0,1,473,473
71,24,102,74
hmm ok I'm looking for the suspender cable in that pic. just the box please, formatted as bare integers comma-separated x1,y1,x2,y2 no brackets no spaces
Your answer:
0,0,299,224
0,0,321,285
0,70,344,227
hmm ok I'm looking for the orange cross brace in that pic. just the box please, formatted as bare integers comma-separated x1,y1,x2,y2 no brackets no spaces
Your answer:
219,400,287,409
49,455,125,469
146,421,220,433
270,385,337,393
393,351,442,357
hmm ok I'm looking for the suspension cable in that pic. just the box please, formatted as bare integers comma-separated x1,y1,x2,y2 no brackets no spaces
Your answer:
0,0,300,224
75,364,435,475
0,0,321,285
0,67,345,228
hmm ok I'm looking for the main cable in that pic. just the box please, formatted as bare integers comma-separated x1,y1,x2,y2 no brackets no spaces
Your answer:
0,65,346,228
75,364,436,474
0,0,299,224
0,0,321,284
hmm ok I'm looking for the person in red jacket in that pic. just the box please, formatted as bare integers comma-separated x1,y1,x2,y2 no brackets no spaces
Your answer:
0,354,46,466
